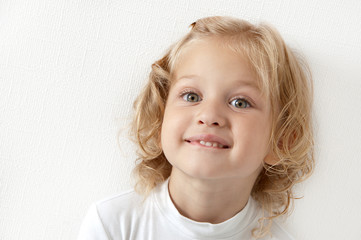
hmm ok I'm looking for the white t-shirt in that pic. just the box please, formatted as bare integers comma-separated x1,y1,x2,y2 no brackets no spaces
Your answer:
77,179,294,240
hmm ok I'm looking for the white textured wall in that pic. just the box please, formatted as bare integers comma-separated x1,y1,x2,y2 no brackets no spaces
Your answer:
1,0,360,239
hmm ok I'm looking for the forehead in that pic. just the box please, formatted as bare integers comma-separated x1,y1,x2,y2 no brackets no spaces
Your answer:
171,38,260,90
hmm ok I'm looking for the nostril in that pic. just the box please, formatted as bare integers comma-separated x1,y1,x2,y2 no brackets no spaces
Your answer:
198,120,221,126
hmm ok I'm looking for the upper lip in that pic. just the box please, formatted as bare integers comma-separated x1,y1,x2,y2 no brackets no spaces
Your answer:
184,134,231,148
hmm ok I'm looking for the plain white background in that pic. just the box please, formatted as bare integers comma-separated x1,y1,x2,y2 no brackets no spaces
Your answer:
1,0,361,239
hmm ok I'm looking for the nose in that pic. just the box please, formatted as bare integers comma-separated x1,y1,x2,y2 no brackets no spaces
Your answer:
196,99,226,127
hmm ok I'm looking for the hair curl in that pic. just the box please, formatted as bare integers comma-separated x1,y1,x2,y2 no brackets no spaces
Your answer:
127,16,314,238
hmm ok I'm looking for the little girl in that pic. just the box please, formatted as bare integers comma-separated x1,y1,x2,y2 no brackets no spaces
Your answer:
78,16,314,239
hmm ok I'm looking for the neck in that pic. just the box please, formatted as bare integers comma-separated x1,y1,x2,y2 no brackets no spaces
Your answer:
168,168,258,224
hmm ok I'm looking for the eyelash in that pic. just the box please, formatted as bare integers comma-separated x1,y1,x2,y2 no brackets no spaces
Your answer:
180,90,201,102
179,90,252,108
229,97,252,108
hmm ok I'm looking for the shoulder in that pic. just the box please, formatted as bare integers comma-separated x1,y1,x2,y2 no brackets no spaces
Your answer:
249,199,295,240
267,218,295,240
95,189,145,219
77,188,147,240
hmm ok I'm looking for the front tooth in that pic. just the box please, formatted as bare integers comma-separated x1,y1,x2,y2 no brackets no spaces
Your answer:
199,141,222,148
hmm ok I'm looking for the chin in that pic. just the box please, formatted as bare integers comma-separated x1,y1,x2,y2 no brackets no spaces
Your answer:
180,165,229,180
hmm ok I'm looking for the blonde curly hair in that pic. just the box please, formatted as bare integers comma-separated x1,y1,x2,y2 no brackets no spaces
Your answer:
128,16,314,238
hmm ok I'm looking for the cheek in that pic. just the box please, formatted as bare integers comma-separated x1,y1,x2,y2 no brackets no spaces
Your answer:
160,113,182,167
161,108,184,149
160,115,170,149
162,106,191,131
233,117,272,155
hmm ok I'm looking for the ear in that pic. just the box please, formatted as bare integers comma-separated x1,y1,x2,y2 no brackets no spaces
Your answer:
157,131,162,149
264,151,279,165
158,138,162,149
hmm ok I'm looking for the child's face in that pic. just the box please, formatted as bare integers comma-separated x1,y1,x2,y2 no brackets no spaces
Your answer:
161,38,273,181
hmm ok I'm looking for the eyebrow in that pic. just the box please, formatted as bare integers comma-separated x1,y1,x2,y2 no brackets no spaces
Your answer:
176,74,200,81
176,74,260,90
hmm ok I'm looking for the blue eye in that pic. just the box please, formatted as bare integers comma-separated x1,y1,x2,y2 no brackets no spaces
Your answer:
230,98,250,108
183,92,201,102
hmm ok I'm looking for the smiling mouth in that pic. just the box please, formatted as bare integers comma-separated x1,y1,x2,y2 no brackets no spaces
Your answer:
185,140,230,149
